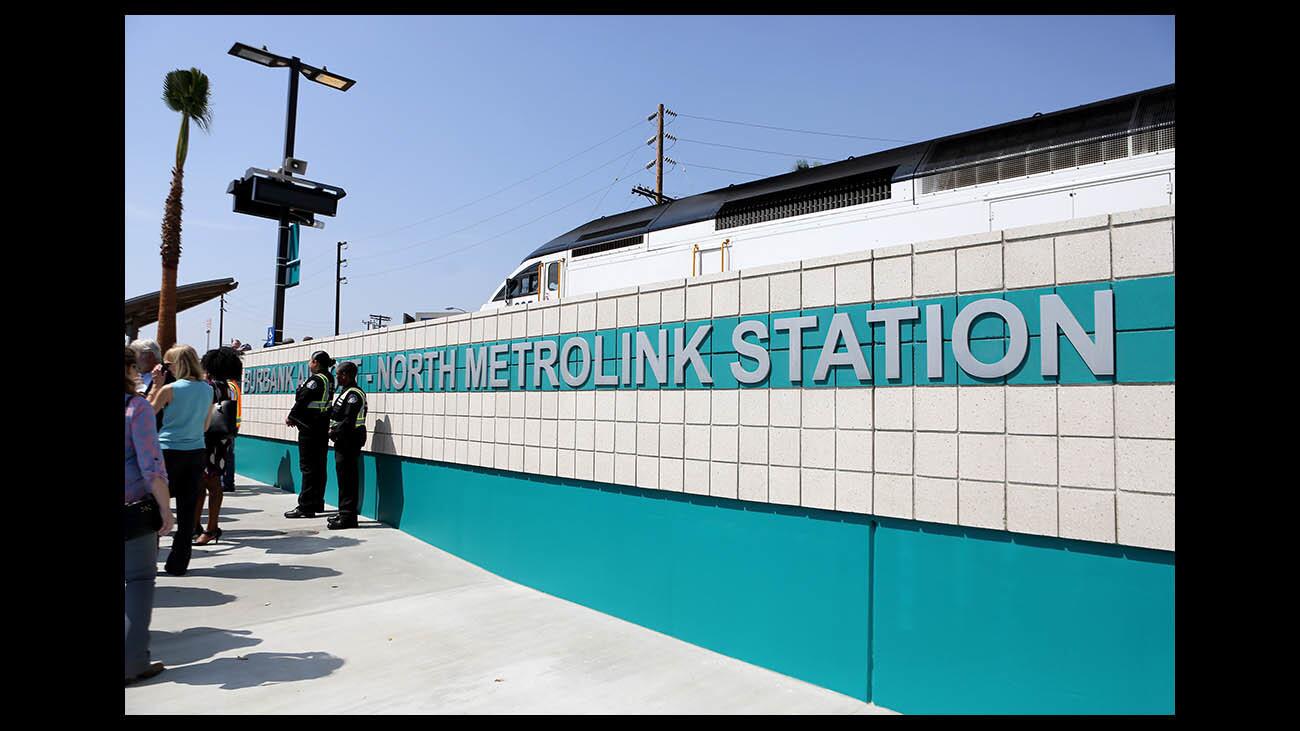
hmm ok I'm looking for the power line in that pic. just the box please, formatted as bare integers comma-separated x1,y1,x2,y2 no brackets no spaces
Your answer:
676,160,767,178
306,141,646,273
674,137,838,162
676,112,915,144
222,296,335,332
591,146,645,218
346,118,647,243
346,180,619,284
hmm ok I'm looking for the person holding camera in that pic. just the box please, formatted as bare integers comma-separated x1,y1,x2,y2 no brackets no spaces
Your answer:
125,347,174,684
326,361,367,530
284,351,335,519
130,339,164,395
147,344,212,576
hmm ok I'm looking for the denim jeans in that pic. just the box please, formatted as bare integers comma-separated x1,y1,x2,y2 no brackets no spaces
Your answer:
124,532,158,678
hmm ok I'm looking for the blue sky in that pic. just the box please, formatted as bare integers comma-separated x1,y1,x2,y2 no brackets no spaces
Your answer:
125,15,1173,349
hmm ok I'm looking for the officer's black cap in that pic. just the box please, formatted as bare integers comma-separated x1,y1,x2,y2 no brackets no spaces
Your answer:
311,350,335,368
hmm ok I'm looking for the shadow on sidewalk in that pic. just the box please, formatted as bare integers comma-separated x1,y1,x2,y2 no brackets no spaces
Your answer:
149,627,262,666
235,535,363,555
134,651,345,690
153,586,237,608
185,562,343,581
218,529,290,539
210,506,260,516
276,454,296,493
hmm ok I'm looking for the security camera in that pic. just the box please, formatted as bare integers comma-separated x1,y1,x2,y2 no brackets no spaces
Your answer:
283,157,308,175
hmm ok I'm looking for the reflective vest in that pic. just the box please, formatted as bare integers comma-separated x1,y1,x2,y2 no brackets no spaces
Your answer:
307,373,332,411
330,386,367,430
227,379,243,430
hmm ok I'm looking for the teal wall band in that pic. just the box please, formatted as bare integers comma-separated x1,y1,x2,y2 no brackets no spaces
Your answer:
234,434,1175,714
244,275,1175,394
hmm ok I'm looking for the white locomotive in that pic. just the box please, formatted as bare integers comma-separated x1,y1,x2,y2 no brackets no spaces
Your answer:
482,84,1174,310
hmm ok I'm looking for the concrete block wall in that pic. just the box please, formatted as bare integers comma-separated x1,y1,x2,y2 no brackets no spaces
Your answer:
239,205,1175,551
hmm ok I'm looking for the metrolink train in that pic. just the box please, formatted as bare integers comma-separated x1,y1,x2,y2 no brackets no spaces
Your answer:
481,84,1174,310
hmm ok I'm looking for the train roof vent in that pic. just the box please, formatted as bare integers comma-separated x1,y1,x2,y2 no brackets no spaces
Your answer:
572,234,645,258
917,87,1175,195
576,219,653,242
714,169,893,231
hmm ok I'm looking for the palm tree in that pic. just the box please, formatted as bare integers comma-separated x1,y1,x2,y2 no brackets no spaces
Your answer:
156,68,212,352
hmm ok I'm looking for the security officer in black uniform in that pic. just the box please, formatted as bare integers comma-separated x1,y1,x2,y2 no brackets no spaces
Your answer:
326,360,367,530
284,351,335,519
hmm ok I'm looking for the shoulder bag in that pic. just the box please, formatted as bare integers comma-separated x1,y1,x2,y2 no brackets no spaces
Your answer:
125,394,164,541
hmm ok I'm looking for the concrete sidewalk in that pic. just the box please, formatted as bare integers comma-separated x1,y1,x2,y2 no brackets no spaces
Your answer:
125,475,892,714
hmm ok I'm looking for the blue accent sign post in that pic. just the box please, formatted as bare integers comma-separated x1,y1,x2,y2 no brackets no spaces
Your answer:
285,223,301,288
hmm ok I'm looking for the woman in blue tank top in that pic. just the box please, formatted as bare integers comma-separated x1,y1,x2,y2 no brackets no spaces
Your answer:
147,344,212,576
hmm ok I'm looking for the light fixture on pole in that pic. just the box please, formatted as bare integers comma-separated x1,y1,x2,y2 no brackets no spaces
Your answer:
227,41,356,346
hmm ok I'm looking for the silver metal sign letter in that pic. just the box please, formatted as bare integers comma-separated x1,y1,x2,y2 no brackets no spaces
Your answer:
926,304,944,379
952,298,1029,379
593,334,618,386
488,344,510,388
1040,291,1115,377
732,319,771,384
560,337,592,387
814,312,871,382
864,307,919,380
635,330,669,386
772,315,817,382
534,340,559,389
674,324,714,385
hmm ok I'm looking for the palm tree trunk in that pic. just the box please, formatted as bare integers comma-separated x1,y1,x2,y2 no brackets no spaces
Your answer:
157,164,184,352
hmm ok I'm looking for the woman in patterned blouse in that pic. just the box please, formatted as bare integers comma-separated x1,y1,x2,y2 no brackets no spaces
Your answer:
125,347,175,684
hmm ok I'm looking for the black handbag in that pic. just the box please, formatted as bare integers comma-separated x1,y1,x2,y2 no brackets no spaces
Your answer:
206,400,233,438
124,494,163,541
205,382,238,439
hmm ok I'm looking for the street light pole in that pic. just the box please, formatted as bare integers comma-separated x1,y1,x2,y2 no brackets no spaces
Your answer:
270,57,302,346
335,241,348,336
229,42,355,345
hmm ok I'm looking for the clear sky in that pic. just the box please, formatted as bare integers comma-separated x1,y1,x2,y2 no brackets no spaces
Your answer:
125,14,1174,350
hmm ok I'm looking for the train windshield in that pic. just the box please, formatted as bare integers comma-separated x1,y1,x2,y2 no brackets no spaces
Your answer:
506,268,539,299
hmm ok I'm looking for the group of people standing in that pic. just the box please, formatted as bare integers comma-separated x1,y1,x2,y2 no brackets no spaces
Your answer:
123,340,243,685
124,344,368,685
284,350,369,531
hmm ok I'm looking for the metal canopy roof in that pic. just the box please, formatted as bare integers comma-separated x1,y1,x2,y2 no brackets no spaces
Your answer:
124,277,238,334
521,83,1174,263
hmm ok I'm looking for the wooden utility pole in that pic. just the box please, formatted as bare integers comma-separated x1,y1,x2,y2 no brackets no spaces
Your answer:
656,103,665,204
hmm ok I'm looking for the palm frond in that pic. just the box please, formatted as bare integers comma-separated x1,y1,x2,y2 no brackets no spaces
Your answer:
162,68,214,131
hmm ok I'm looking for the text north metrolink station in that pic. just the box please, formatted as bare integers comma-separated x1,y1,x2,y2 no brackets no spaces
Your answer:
246,291,1115,395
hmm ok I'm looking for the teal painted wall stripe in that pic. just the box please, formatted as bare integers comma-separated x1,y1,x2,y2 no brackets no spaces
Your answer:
871,519,1174,714
245,275,1174,394
234,435,872,700
234,434,1174,713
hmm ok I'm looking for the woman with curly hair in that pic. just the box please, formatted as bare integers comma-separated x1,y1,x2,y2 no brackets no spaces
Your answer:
193,347,242,545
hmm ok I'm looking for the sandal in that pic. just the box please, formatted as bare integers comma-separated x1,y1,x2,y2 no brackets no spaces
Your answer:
194,528,223,546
